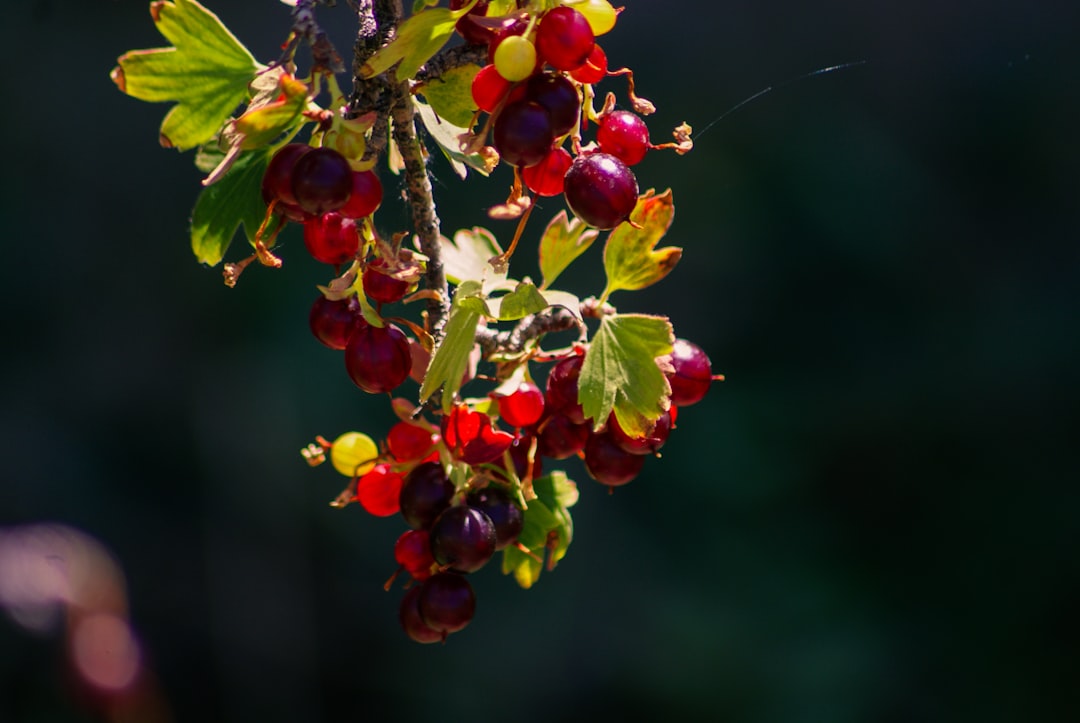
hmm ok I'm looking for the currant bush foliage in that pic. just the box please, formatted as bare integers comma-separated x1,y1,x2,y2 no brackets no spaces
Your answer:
114,0,716,643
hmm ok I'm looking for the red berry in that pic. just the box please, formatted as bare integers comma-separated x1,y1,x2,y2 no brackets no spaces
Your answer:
355,463,404,517
584,431,644,487
309,295,364,350
362,264,410,305
394,529,435,581
303,212,359,265
522,146,572,197
666,338,713,406
450,0,492,46
535,7,595,71
338,170,383,219
441,405,514,465
597,110,650,166
290,147,353,215
471,64,512,114
262,143,311,207
607,409,672,456
344,322,412,394
399,585,443,643
387,421,437,462
535,413,590,460
545,354,586,424
563,152,639,230
494,381,546,427
570,44,607,84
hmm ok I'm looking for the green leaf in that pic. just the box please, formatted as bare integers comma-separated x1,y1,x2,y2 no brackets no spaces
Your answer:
501,471,577,589
440,227,507,293
537,289,583,321
190,148,271,266
602,190,683,299
413,99,492,179
538,210,598,289
419,283,485,411
111,0,261,151
359,4,476,83
578,314,674,435
418,63,481,128
494,280,549,321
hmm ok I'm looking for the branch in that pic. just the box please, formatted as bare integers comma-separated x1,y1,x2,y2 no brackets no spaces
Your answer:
476,307,584,358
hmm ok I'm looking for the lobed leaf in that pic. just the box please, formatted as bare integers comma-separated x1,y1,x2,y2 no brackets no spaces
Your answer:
111,0,261,151
501,471,577,588
493,280,549,321
418,63,481,129
538,211,598,289
439,227,507,293
190,148,271,266
578,313,674,436
359,3,478,83
602,189,682,297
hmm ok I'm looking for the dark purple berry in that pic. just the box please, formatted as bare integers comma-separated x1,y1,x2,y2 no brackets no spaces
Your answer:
536,413,590,460
466,486,524,550
429,505,497,573
399,585,443,643
399,461,454,530
493,100,555,168
418,572,476,635
523,73,580,137
563,152,639,230
343,323,411,394
291,147,353,216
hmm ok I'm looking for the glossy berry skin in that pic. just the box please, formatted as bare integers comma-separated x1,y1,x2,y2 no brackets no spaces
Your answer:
493,100,555,168
523,73,580,137
450,0,491,46
570,43,607,84
387,421,436,462
355,463,404,517
545,355,586,424
338,170,383,219
290,147,354,216
399,585,443,644
429,505,497,573
667,338,713,406
362,265,410,305
303,212,359,265
563,152,639,230
597,110,650,166
466,486,524,550
472,64,512,114
309,295,364,350
608,409,672,456
418,572,475,635
495,381,546,427
394,529,435,581
535,7,595,71
343,322,412,394
492,34,537,82
535,413,590,460
584,431,645,487
262,143,311,206
399,462,455,530
522,146,572,197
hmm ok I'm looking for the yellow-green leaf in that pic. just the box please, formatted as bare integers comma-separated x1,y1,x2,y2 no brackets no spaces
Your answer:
601,189,683,299
538,210,599,289
360,3,477,83
233,73,309,150
111,0,261,151
494,280,549,321
420,281,486,411
418,63,481,128
578,313,674,435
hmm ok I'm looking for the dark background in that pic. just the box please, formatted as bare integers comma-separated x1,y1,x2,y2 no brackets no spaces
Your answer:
2,0,1078,721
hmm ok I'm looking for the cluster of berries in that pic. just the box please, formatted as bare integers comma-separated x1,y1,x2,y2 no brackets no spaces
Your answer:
315,337,714,642
261,143,383,264
461,2,654,230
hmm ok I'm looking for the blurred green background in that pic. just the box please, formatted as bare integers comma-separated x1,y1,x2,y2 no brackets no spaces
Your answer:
2,1,1078,721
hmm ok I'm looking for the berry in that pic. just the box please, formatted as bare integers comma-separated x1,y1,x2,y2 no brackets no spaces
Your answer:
471,64,512,114
356,463,404,517
399,461,454,530
493,34,537,82
494,381,546,427
492,100,554,168
290,147,354,216
344,322,412,394
429,505,497,573
441,405,514,465
608,409,672,456
362,264,410,305
418,572,475,635
535,412,590,460
262,143,311,207
338,170,383,219
584,431,644,487
570,0,619,36
399,585,443,644
467,486,524,550
570,43,607,84
394,529,435,581
522,146,573,197
523,73,580,137
563,152,639,230
308,295,363,350
667,338,713,406
387,421,436,462
329,432,378,477
303,212,359,266
597,110,650,166
487,15,531,64
545,354,586,424
535,7,595,71
450,0,491,46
